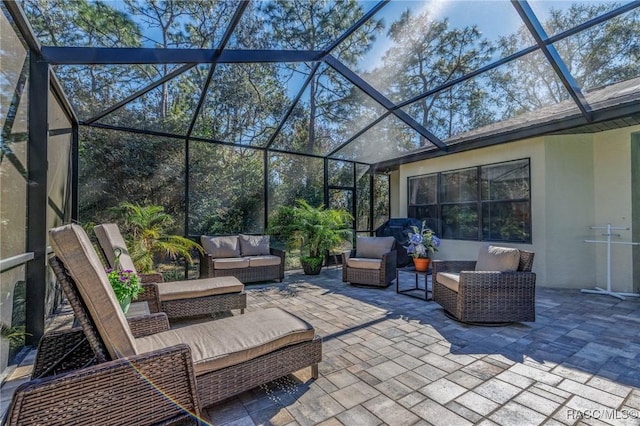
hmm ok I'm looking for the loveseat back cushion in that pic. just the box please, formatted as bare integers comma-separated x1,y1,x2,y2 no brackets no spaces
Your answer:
347,258,382,270
94,223,137,273
157,277,244,301
50,224,137,359
475,245,520,272
239,234,271,256
355,236,395,259
213,258,250,270
135,307,315,374
201,235,240,258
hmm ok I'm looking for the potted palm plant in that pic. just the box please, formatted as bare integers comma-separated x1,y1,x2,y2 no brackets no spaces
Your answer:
268,200,353,275
111,202,203,278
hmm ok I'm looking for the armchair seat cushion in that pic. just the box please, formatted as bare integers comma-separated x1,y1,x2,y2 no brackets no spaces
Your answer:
247,255,281,267
346,258,382,270
157,277,244,301
436,272,460,293
214,258,250,270
135,307,315,374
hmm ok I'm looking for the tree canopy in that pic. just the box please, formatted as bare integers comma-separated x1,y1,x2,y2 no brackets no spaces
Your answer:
21,0,639,237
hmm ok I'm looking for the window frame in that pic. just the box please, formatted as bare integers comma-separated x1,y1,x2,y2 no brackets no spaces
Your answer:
407,158,532,243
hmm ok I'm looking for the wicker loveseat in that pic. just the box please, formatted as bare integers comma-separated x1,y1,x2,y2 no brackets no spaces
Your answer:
432,245,536,324
342,236,397,287
200,234,285,283
6,224,321,425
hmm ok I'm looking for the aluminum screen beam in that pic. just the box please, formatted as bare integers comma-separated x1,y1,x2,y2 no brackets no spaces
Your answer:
323,1,389,55
396,46,537,110
84,63,196,125
26,57,49,345
325,55,447,150
41,47,325,65
395,2,639,115
264,62,322,150
185,0,249,139
84,121,372,164
184,1,249,235
4,1,41,52
327,112,391,157
512,0,592,121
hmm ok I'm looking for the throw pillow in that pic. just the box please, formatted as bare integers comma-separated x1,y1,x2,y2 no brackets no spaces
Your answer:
475,245,520,272
355,236,395,259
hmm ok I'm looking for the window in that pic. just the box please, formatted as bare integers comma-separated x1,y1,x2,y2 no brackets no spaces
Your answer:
407,159,531,243
440,168,479,239
481,160,530,242
408,173,438,232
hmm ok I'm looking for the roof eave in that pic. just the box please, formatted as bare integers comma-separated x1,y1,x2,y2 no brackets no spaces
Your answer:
372,98,640,172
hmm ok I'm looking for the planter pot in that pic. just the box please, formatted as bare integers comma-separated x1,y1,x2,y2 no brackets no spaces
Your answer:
301,258,323,275
413,257,431,272
119,296,131,314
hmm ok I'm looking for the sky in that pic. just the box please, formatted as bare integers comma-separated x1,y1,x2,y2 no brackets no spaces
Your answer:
356,0,619,73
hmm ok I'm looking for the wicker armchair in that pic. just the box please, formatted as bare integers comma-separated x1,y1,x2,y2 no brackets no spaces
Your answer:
7,224,322,425
432,246,536,324
342,236,397,287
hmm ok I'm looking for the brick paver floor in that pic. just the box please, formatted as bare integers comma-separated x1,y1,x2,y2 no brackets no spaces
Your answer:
2,268,640,425
205,269,640,426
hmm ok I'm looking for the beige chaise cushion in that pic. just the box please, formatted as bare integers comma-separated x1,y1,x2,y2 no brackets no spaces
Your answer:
355,236,395,259
347,258,382,270
239,234,271,256
213,258,250,269
436,272,460,293
247,255,281,267
201,235,241,258
50,224,137,359
94,223,137,272
135,307,315,374
157,277,244,302
475,245,520,272
96,223,246,300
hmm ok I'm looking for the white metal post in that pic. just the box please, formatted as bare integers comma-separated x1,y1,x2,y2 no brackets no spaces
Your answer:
582,224,639,300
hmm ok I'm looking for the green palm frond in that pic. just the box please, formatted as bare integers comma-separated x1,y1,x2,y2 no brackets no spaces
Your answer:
268,199,353,259
111,202,204,274
1,323,29,344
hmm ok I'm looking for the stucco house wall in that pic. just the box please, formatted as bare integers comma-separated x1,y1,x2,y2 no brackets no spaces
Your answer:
394,125,639,290
592,127,637,292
